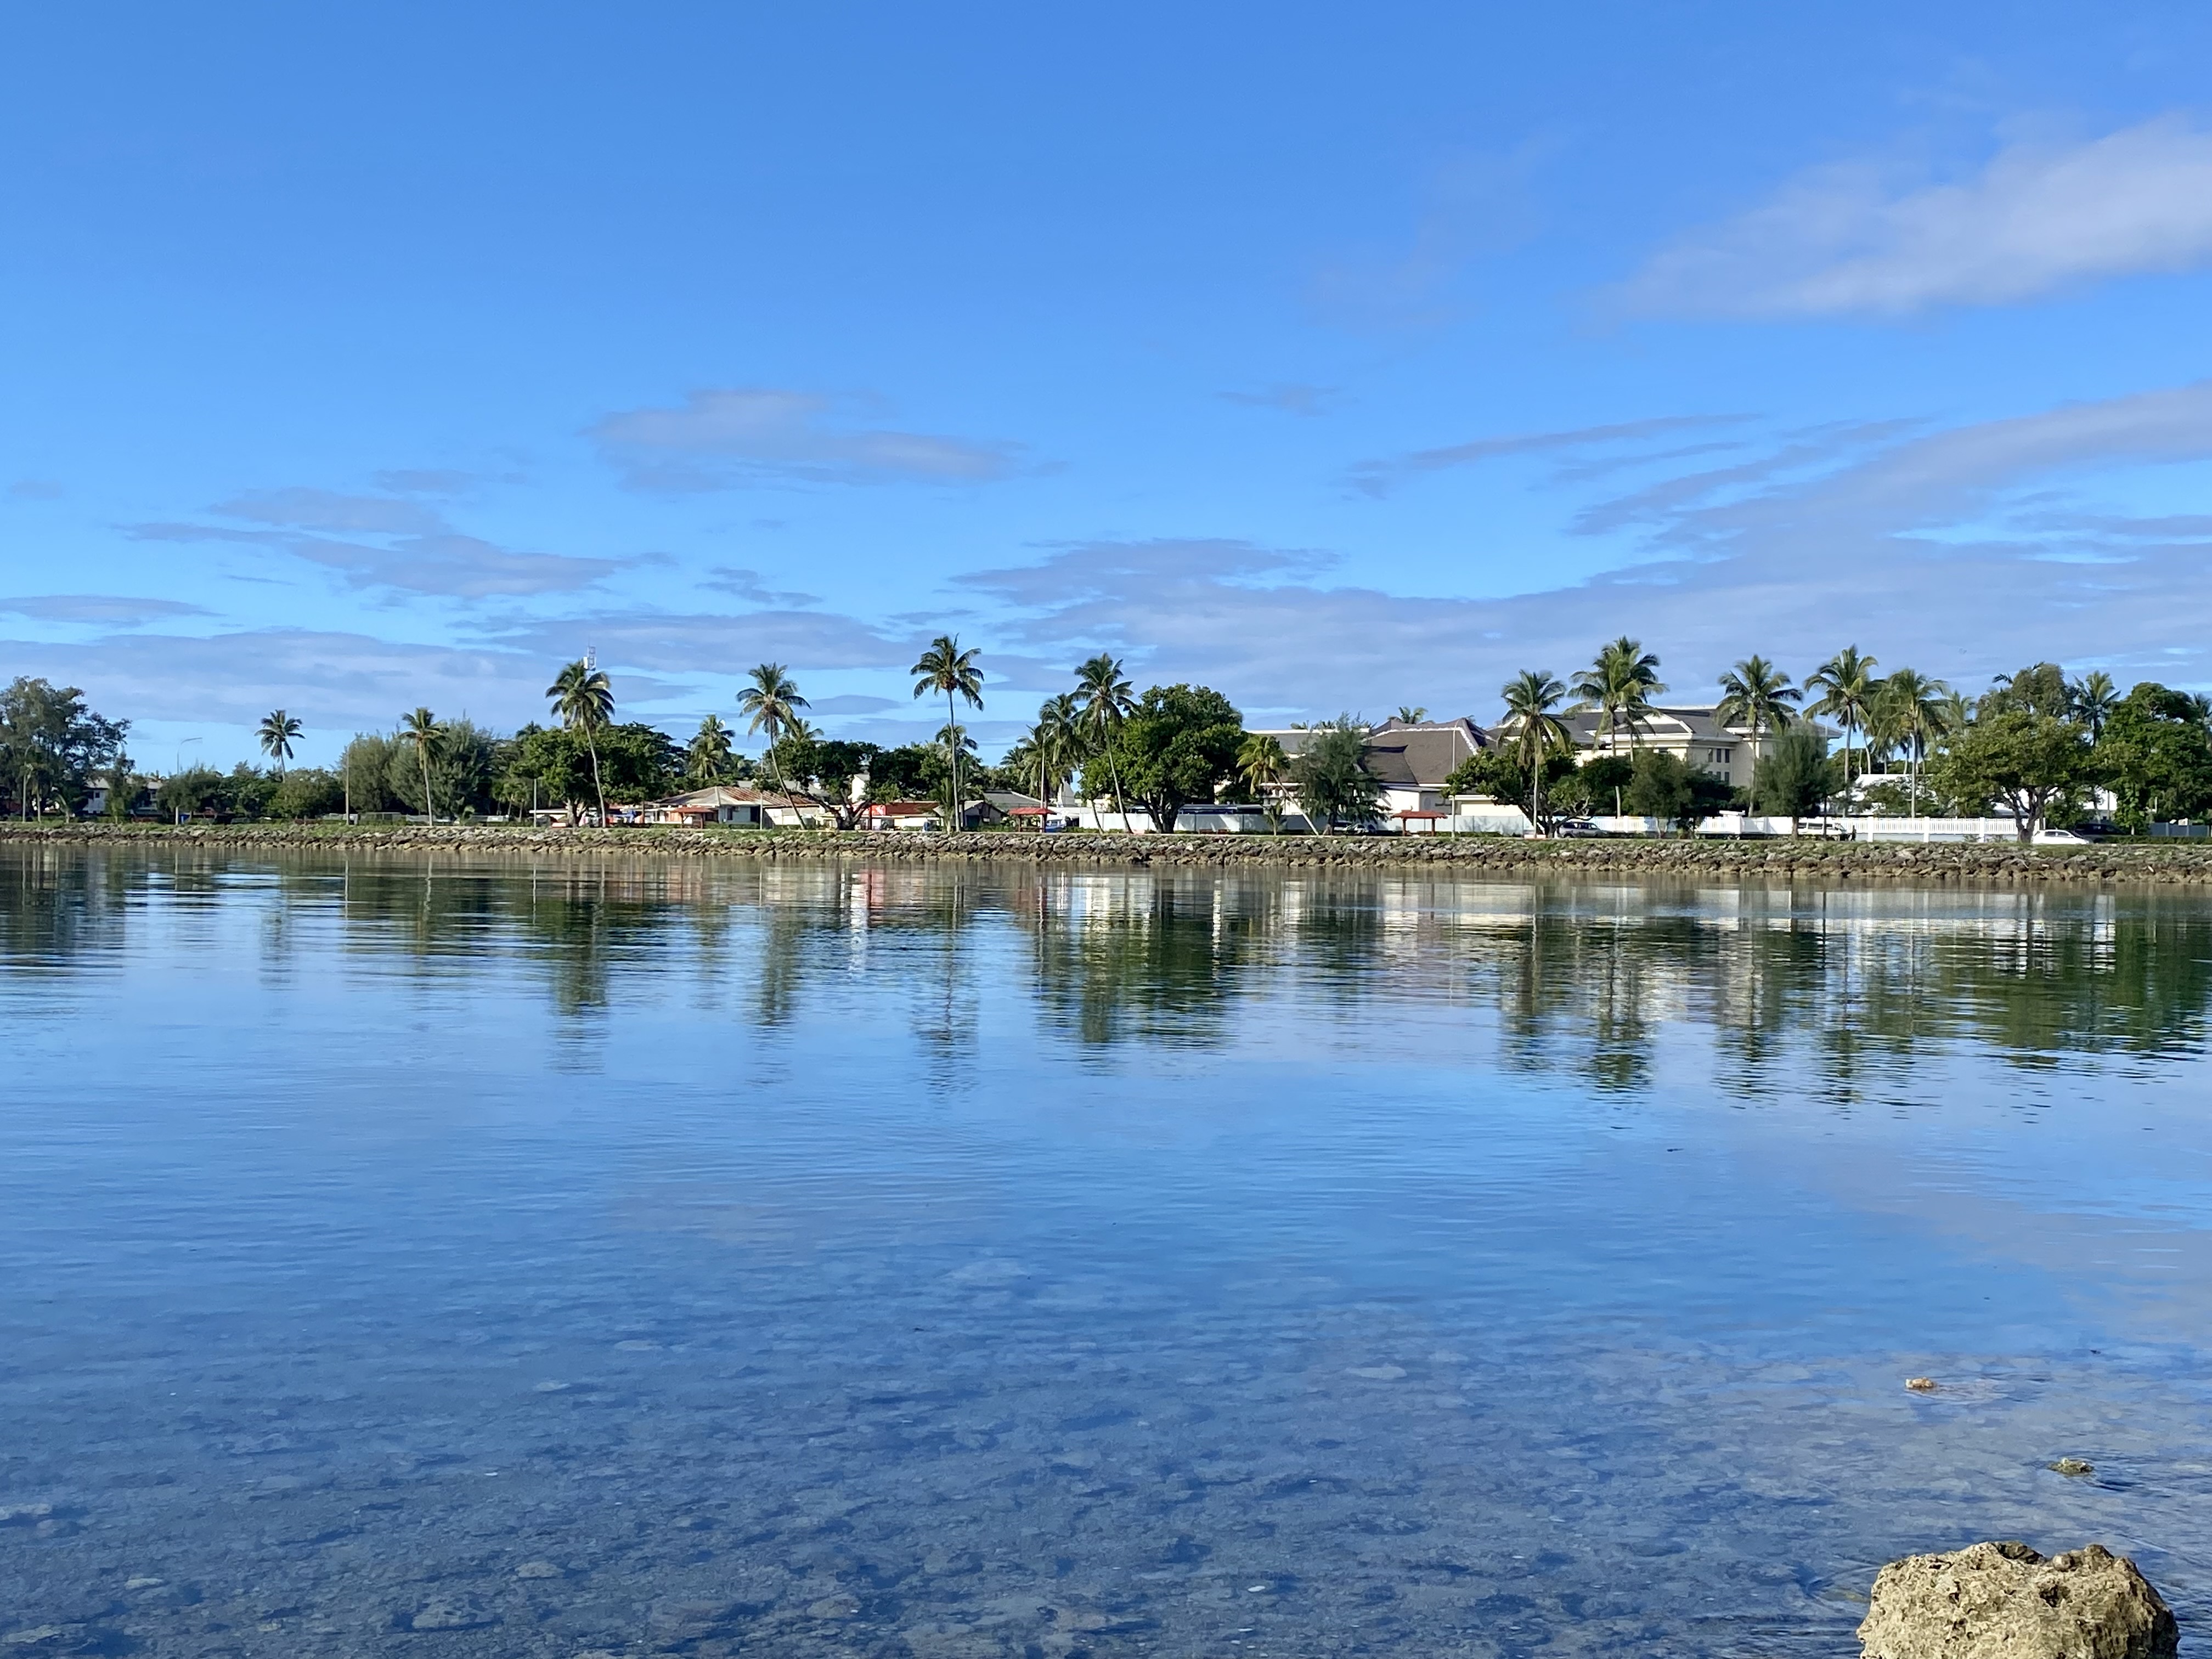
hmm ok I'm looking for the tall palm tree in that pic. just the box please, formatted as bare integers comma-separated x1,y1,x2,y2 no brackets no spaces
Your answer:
911,636,984,827
1498,670,1574,834
398,707,445,823
257,709,302,775
1805,646,1881,786
1934,687,1975,740
1021,692,1084,821
686,714,733,784
1713,656,1799,803
1872,667,1951,816
1395,705,1429,725
737,663,808,812
548,658,616,826
2074,669,2119,741
1074,652,1135,824
1237,731,1290,832
1570,636,1666,754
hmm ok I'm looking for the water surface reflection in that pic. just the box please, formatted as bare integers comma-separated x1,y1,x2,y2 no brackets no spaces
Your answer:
0,847,2207,1657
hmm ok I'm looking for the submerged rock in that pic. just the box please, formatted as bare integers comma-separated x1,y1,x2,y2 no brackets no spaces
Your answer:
2052,1458,2096,1476
1858,1541,2175,1659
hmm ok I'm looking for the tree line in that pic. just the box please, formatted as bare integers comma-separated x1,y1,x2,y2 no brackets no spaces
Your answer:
5,633,2210,838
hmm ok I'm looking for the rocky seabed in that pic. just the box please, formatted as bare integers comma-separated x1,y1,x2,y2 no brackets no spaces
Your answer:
7,822,2212,884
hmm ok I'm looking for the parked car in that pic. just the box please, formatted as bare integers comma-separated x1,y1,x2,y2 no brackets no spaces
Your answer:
2032,827,2093,845
1552,819,1605,838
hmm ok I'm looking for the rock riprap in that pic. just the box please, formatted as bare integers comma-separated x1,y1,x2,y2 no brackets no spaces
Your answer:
1858,1540,2176,1659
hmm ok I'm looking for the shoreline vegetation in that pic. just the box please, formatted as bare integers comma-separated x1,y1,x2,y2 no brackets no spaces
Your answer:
9,820,2212,884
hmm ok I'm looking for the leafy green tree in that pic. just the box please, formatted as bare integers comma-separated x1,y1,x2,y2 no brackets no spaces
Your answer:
1928,707,2092,841
500,722,678,821
1570,637,1666,754
257,710,302,773
1074,653,1135,820
2098,683,2212,830
1568,752,1635,820
1,677,127,818
1805,646,1881,782
1089,684,1244,832
1293,717,1383,833
156,764,228,821
911,636,984,825
398,708,446,822
267,766,344,820
1624,749,1703,834
1752,728,1839,830
1444,748,1581,832
548,659,616,826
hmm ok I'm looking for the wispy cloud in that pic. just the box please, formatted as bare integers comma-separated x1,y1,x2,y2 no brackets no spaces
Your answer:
1619,117,2212,318
7,479,64,501
129,488,622,599
1348,415,1752,498
590,388,1022,491
484,607,920,675
700,565,823,606
0,627,604,730
0,594,213,627
964,382,2212,715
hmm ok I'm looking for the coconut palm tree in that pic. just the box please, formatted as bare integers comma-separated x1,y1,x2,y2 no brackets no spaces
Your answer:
1713,656,1799,804
257,710,302,774
1395,705,1429,725
1805,646,1881,786
398,707,445,823
686,714,733,783
911,636,984,827
1237,731,1290,832
1872,667,1951,816
1570,636,1666,754
547,658,615,826
1498,670,1574,834
737,663,808,812
2074,669,2119,741
1073,652,1135,825
1018,692,1084,822
1934,687,1975,741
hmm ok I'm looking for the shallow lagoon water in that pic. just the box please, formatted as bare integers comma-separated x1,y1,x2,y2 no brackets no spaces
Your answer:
2,846,2209,1657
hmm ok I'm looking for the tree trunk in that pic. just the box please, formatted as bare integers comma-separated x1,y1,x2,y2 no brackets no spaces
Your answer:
586,729,606,827
421,753,435,825
947,687,960,831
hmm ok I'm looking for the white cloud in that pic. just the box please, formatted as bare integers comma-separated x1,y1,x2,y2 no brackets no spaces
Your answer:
0,594,212,626
1349,415,1752,497
486,607,921,675
963,382,2212,716
0,628,590,730
1621,117,2212,317
590,388,1022,490
130,489,622,599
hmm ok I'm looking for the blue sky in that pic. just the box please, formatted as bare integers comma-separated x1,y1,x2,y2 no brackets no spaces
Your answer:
3,2,2210,767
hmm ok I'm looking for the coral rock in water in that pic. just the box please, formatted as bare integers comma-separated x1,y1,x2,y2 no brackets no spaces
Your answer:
1858,1541,2176,1659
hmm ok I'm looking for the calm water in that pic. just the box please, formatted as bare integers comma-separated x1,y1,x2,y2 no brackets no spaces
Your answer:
3,848,2210,1658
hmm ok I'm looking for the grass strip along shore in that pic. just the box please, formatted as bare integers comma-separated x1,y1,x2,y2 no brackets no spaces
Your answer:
8,821,2212,884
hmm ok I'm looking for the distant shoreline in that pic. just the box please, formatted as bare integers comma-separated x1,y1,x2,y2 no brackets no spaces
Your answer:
6,821,2212,884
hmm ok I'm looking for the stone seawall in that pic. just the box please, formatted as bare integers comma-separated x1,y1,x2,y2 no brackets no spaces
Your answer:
7,822,2212,884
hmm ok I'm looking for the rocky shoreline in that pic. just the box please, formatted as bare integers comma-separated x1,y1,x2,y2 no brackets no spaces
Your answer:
7,821,2212,884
